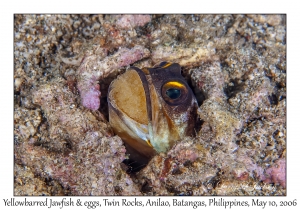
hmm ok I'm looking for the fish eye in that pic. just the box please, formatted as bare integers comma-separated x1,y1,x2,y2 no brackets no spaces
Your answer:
161,81,188,105
165,88,181,99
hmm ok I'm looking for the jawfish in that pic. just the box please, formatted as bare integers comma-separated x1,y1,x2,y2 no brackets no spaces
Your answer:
108,62,198,164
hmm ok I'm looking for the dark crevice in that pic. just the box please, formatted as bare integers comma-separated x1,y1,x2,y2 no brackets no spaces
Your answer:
141,181,153,193
247,116,264,124
204,170,222,189
194,88,206,107
171,166,183,175
224,79,245,99
276,82,285,89
268,94,279,106
122,159,147,174
182,68,207,107
165,184,193,195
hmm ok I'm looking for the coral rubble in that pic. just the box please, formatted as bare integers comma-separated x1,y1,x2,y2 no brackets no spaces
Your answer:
14,14,286,195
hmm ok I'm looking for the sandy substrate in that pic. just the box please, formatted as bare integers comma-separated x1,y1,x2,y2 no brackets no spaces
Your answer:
14,14,286,195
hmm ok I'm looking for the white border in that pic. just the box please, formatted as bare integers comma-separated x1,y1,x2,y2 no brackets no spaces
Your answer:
2,0,298,209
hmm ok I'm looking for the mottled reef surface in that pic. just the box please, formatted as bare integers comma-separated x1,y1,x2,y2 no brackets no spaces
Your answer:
14,14,286,195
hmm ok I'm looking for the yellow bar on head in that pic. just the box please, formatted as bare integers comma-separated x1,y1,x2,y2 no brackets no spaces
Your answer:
162,62,172,68
167,81,185,88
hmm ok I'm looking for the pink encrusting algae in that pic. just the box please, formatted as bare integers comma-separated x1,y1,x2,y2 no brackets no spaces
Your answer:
116,15,151,29
77,45,150,110
263,158,286,188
